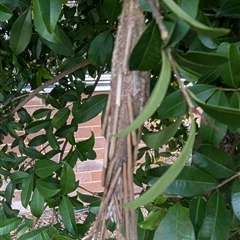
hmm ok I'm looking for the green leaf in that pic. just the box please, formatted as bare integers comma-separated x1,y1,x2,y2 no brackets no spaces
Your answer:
41,26,74,56
189,197,206,232
37,179,61,198
76,132,95,153
139,209,165,230
21,174,34,208
23,147,45,159
0,151,15,162
30,188,45,218
25,120,50,133
177,66,201,83
46,128,60,150
88,30,113,67
162,0,230,37
18,227,48,240
198,191,230,240
188,89,240,129
55,125,76,138
147,166,217,197
116,50,171,137
0,4,12,21
74,25,93,41
51,108,70,128
10,8,32,55
193,144,236,179
158,84,217,119
35,159,60,178
142,118,182,149
199,90,228,145
124,121,195,207
60,162,76,195
217,42,240,87
73,94,107,123
154,203,195,240
29,134,48,147
230,92,240,109
129,20,162,70
231,178,240,220
77,192,100,203
59,196,77,235
0,217,22,235
34,0,67,34
103,0,122,25
33,108,52,119
167,0,199,47
217,0,240,18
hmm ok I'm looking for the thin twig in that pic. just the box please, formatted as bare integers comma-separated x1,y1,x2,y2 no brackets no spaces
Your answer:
215,171,240,189
78,185,102,199
1,59,90,122
87,66,104,99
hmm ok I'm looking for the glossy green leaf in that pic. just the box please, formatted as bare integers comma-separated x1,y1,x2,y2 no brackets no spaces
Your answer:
41,26,74,56
147,166,217,197
199,90,228,145
10,171,29,184
154,203,195,240
0,151,15,162
51,108,70,128
198,191,229,240
167,0,199,47
23,147,45,159
116,50,171,137
124,121,195,207
59,196,77,235
10,8,32,55
73,94,107,123
142,118,182,149
88,30,113,67
77,192,101,203
21,174,34,208
158,84,217,119
28,134,48,147
129,20,161,70
33,108,52,119
55,125,76,138
0,4,12,21
162,0,230,37
30,188,44,218
103,0,122,25
33,0,67,34
35,159,60,178
177,65,201,83
189,89,240,128
46,129,60,150
18,227,48,240
217,0,240,18
25,120,50,133
53,234,74,240
37,179,61,198
217,42,240,87
74,25,93,41
60,162,76,195
230,92,240,109
182,51,228,67
231,178,240,220
139,209,165,230
189,197,206,232
0,217,22,235
193,144,236,179
5,182,15,204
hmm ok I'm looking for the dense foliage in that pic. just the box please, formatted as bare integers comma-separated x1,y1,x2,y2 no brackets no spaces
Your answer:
0,0,240,239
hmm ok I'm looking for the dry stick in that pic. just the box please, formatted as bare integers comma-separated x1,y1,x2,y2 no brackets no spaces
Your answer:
3,59,90,121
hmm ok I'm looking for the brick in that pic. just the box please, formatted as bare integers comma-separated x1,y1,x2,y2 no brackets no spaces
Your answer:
76,160,103,172
92,171,102,181
76,172,92,183
92,126,103,137
80,115,102,127
79,181,103,193
25,96,43,106
94,137,105,149
74,127,92,139
95,149,105,160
